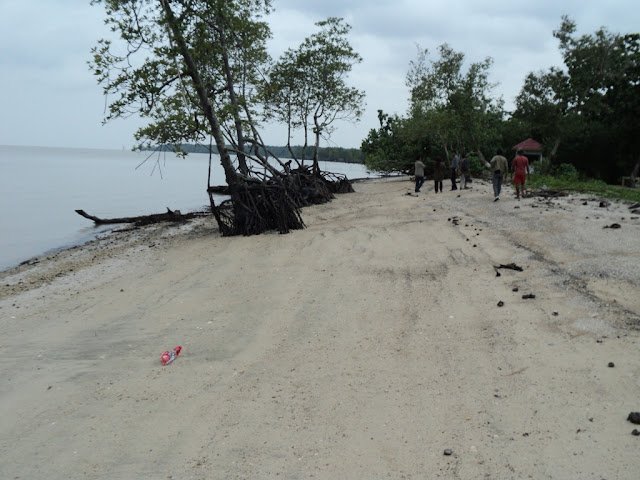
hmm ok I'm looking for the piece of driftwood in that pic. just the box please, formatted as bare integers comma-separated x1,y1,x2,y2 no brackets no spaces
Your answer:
528,189,568,198
75,208,208,226
495,263,524,272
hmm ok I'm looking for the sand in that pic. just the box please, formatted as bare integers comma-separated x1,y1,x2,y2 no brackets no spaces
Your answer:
1,178,639,479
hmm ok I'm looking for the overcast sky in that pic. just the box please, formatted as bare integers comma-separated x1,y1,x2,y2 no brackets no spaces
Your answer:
1,0,638,150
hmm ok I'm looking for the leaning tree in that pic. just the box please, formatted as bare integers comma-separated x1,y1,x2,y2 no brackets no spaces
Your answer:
90,0,343,235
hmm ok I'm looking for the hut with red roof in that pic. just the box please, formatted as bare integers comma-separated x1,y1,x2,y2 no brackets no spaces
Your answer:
513,138,543,162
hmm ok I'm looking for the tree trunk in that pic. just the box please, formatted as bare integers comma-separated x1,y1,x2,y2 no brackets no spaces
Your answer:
312,112,321,176
214,13,249,175
550,138,561,162
160,0,239,188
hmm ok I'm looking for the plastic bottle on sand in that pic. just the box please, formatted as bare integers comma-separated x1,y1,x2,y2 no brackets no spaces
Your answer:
160,346,182,366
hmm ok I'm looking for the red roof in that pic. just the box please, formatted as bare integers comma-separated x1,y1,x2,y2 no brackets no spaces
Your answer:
513,138,543,151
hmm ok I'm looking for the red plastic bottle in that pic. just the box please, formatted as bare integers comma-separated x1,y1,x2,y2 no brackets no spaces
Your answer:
160,346,182,366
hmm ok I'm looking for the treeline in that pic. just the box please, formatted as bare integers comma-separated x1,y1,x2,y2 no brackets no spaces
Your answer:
362,17,640,184
142,144,364,164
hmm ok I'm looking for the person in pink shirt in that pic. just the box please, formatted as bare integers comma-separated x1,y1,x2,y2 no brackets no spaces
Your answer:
511,150,530,200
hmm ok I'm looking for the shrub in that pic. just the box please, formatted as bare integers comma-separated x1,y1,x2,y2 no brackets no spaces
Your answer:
553,163,579,180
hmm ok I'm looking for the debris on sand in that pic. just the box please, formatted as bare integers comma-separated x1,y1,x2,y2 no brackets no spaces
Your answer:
628,202,640,210
495,263,524,272
603,223,621,229
608,362,615,368
443,449,453,456
512,287,519,292
599,201,610,208
627,412,640,425
497,301,505,307
522,293,536,299
529,189,568,198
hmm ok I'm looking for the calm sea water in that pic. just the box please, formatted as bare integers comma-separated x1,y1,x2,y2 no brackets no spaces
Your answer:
0,145,375,271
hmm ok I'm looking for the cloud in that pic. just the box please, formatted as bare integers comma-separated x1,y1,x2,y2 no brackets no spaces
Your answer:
1,0,639,149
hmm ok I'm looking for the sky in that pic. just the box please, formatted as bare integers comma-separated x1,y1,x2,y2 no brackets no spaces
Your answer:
1,0,638,150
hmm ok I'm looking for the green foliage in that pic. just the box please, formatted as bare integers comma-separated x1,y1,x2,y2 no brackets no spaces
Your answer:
528,174,640,202
364,44,504,173
406,44,504,155
513,17,640,182
90,0,274,153
262,17,365,168
361,111,427,173
468,155,485,177
554,163,579,180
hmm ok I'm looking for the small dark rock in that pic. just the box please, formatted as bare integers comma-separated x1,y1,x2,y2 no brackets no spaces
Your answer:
443,449,453,456
608,362,615,368
495,270,501,277
47,386,52,391
603,223,621,229
599,201,609,208
522,293,536,299
512,287,519,292
473,244,477,248
552,311,559,316
497,301,504,307
582,201,588,206
632,429,640,436
627,412,640,425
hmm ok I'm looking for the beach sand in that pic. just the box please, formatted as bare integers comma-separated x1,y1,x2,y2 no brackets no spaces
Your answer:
1,178,639,479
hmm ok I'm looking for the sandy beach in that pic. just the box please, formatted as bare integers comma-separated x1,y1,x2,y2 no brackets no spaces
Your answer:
1,178,639,480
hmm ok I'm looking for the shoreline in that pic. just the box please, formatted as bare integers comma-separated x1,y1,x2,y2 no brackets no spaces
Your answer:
1,177,639,479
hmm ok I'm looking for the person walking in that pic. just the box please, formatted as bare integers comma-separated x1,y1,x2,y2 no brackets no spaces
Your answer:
414,157,426,193
433,157,445,193
450,152,460,190
460,154,471,189
511,150,530,200
488,149,509,201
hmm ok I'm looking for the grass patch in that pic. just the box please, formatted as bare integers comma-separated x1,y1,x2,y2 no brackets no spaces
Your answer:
528,174,640,203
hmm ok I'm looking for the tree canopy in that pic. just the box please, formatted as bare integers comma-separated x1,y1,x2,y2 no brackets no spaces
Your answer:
262,17,365,174
513,16,640,181
90,0,361,236
362,18,639,183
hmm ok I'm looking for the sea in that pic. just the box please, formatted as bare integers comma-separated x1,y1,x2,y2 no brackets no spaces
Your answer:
0,145,377,271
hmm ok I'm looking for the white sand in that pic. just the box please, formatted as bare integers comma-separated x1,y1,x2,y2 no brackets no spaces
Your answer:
1,178,639,479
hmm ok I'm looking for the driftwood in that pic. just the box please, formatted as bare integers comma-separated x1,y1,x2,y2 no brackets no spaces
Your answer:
528,189,568,198
75,208,208,227
495,263,524,272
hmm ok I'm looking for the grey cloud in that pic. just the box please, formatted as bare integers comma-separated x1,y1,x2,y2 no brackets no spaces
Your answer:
2,0,639,150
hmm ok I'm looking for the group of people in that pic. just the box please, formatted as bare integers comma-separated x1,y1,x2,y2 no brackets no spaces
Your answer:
413,149,530,201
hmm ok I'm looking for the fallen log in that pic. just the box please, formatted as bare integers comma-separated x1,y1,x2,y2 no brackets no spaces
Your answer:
75,208,209,226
